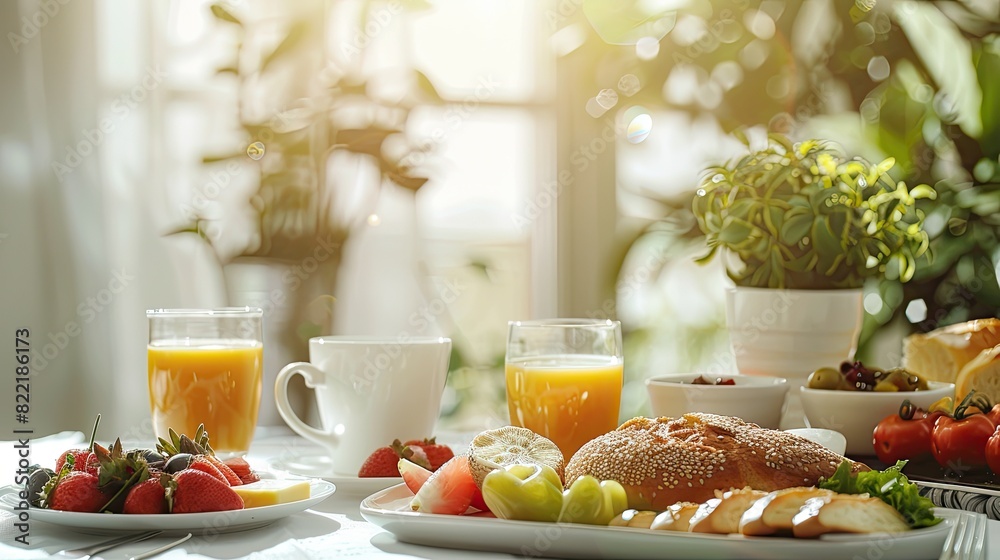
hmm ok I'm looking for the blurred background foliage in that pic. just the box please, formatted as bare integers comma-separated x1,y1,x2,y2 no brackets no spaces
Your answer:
568,0,1000,390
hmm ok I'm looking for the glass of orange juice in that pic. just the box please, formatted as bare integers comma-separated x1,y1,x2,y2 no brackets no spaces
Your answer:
147,308,263,457
505,319,623,461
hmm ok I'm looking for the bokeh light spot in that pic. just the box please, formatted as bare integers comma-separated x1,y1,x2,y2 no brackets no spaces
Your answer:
596,88,619,109
626,112,652,144
905,299,928,323
618,74,641,97
867,56,890,81
864,293,884,315
636,36,660,60
367,214,381,226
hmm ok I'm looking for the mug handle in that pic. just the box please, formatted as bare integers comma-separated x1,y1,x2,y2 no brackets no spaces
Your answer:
274,362,338,448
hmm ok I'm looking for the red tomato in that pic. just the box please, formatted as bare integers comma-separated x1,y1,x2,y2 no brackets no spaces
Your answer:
872,406,940,464
931,413,997,470
987,427,1000,474
987,404,1000,427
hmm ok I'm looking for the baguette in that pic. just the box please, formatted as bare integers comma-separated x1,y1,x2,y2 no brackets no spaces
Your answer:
792,495,908,538
566,414,868,510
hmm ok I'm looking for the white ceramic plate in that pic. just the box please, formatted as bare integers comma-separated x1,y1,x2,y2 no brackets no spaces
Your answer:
268,452,399,494
0,479,334,535
361,484,960,560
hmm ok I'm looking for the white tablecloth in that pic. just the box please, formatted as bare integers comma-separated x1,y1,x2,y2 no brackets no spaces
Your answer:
0,429,995,559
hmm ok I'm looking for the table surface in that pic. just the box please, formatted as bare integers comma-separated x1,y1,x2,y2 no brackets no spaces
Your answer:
0,428,996,560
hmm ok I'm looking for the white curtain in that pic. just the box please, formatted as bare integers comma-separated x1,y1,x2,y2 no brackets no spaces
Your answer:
0,0,183,440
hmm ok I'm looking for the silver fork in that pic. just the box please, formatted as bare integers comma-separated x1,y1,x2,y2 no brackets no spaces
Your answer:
941,512,987,560
58,530,161,558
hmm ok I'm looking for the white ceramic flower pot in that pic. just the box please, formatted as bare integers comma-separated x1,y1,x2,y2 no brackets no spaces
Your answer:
725,286,863,428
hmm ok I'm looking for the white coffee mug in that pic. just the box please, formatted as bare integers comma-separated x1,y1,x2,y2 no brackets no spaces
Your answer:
275,336,451,475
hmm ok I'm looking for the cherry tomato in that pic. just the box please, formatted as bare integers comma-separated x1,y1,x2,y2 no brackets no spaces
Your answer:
986,426,1000,474
931,391,997,470
872,401,940,464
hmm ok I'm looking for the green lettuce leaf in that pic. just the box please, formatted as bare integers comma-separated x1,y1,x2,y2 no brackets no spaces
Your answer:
818,460,942,528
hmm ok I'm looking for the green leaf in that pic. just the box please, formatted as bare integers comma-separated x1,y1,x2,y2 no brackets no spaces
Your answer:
894,1,982,138
780,213,813,245
717,217,754,245
977,40,1000,157
811,216,842,257
261,22,308,72
909,184,937,200
210,3,242,25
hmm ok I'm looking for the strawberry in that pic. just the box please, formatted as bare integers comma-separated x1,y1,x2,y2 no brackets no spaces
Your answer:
404,438,454,471
188,456,229,485
93,438,152,513
55,415,103,473
359,440,430,477
166,470,244,513
43,470,108,513
201,455,242,486
123,476,168,514
223,457,260,484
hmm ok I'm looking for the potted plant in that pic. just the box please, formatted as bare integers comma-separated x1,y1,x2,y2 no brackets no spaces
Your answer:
169,2,436,425
691,132,935,393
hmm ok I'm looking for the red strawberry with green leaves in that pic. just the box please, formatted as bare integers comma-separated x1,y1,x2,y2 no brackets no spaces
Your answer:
223,457,260,484
403,438,454,471
94,438,151,513
359,440,430,477
123,475,169,514
55,415,103,473
166,470,243,513
41,460,109,513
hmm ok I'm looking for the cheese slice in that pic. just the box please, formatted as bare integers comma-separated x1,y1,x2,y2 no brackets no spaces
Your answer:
903,319,1000,383
232,479,311,508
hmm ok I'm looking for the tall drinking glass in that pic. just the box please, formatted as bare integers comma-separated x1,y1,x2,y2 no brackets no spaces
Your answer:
147,308,263,457
505,319,623,460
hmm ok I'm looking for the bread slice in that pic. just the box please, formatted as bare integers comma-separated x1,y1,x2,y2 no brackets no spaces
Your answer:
903,318,1000,383
792,495,909,538
689,487,767,534
739,487,834,536
956,345,1000,405
650,502,700,532
609,509,658,528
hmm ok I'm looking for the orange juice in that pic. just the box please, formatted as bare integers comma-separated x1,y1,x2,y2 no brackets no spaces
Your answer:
505,355,623,459
148,340,263,454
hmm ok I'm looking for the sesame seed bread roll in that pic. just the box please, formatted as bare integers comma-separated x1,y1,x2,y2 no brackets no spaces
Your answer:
903,318,1000,384
564,414,868,511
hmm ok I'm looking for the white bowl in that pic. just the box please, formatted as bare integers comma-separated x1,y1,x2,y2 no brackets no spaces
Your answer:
799,381,955,456
646,374,789,429
784,428,847,456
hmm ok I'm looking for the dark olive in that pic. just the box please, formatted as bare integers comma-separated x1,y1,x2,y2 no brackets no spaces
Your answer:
164,453,193,473
26,468,54,507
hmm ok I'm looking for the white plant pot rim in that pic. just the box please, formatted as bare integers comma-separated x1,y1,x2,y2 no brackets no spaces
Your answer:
726,285,863,296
